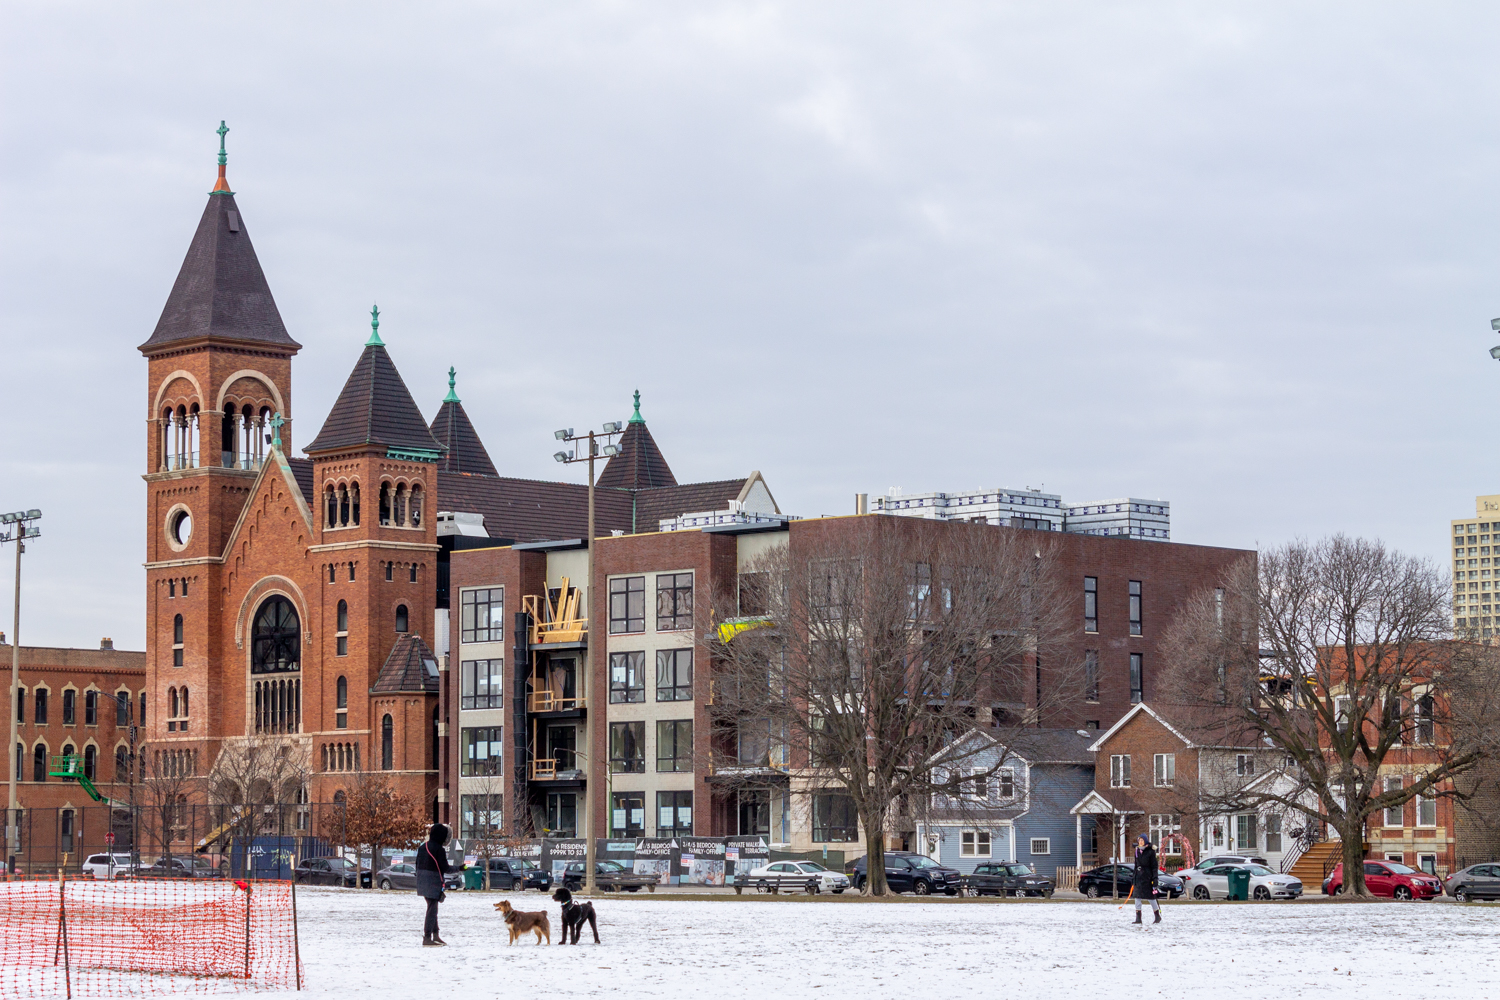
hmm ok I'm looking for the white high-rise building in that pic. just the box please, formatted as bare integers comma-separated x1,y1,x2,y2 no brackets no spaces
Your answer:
1450,494,1500,635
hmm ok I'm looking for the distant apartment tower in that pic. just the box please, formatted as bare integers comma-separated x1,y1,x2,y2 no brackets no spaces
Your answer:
1450,494,1500,636
872,488,1170,541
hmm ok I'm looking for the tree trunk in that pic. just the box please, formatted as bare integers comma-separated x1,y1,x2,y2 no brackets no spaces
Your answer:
369,842,380,889
1337,821,1366,896
863,828,887,896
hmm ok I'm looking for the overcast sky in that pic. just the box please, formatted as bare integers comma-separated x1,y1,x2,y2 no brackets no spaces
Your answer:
2,2,1496,649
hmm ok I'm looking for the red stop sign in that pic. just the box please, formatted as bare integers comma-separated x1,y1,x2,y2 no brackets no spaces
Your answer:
104,832,115,845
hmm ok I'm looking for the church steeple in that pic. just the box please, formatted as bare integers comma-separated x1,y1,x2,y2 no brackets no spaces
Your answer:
429,368,498,477
140,122,299,354
597,390,676,491
304,313,445,459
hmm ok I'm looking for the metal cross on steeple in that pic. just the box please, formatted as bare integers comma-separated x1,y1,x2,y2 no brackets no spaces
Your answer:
269,412,285,451
216,121,229,166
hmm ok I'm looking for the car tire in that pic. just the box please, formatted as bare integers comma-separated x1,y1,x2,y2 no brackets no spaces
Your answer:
1193,886,1211,900
1455,890,1470,903
913,880,931,896
856,875,867,890
380,879,392,891
1086,884,1101,899
1394,886,1413,901
1254,886,1270,901
1332,885,1343,895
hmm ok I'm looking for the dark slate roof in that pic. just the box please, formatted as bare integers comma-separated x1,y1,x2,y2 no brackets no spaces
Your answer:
286,457,315,507
1008,728,1097,764
596,421,676,491
304,344,446,456
373,634,441,693
140,192,300,352
436,473,634,543
430,400,498,477
633,479,747,532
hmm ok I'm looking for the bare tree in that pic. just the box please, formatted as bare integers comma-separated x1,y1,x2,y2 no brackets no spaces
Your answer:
1160,536,1500,896
341,769,430,886
710,518,1077,895
138,744,199,870
458,772,509,888
205,736,313,865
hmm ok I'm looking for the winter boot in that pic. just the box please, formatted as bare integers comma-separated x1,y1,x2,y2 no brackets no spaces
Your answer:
1133,911,1142,924
1153,909,1161,924
422,938,444,947
432,935,447,946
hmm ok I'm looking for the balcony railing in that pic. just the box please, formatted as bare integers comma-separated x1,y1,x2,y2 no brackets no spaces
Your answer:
527,691,587,713
529,758,557,780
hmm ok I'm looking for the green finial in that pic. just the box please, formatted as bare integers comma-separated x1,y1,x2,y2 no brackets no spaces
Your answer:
216,121,229,166
269,411,285,451
629,388,644,424
444,366,460,403
366,304,384,346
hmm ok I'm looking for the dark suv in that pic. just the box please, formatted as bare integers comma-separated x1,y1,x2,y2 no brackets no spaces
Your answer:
850,852,962,895
485,857,551,891
966,862,1054,897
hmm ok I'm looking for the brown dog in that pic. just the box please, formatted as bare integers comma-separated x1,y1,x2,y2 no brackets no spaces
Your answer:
495,898,551,945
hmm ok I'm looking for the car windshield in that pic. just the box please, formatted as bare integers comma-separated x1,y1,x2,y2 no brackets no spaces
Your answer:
1385,863,1418,874
798,862,829,873
598,861,626,872
191,858,216,869
1245,866,1275,876
1006,865,1034,876
908,856,941,869
514,860,539,871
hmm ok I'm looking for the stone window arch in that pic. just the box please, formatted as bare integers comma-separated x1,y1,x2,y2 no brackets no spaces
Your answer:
395,604,409,634
32,741,47,782
336,600,349,657
173,613,184,666
381,714,394,770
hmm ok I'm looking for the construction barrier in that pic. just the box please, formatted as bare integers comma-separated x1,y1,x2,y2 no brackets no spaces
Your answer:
0,876,302,996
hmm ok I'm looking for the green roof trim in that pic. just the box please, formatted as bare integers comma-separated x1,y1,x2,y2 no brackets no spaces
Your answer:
366,304,385,346
444,366,460,403
629,388,644,424
386,446,442,463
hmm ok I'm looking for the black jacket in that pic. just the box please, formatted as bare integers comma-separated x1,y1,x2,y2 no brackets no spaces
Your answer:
1133,845,1159,894
416,825,457,899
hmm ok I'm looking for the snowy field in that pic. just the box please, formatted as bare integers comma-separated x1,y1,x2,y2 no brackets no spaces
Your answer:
235,887,1500,1000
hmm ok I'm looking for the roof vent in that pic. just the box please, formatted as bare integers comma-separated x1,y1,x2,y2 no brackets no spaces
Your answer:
226,211,241,233
100,638,114,650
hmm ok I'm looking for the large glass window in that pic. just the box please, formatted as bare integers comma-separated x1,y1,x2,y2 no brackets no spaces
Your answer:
1128,580,1142,636
609,722,644,773
609,577,645,634
546,792,577,838
656,790,692,837
460,587,504,643
62,690,75,726
461,659,504,710
611,792,645,838
251,596,300,673
812,792,857,842
35,689,47,725
460,794,504,841
462,727,504,776
1129,653,1143,704
656,573,694,631
609,652,646,704
1084,577,1098,632
656,720,693,772
656,649,693,702
84,691,97,726
336,600,348,657
1384,776,1404,826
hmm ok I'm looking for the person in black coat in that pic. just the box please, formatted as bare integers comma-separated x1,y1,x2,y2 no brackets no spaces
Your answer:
1132,835,1161,924
416,823,463,946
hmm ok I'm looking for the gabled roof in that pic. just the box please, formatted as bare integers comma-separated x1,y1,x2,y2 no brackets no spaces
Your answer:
140,191,300,353
1008,728,1097,764
596,418,676,491
373,634,440,694
218,445,315,561
435,472,634,543
1070,789,1137,815
1086,703,1193,753
429,399,498,477
304,343,445,456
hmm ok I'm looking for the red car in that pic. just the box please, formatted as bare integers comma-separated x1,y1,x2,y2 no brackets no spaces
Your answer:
1323,861,1442,899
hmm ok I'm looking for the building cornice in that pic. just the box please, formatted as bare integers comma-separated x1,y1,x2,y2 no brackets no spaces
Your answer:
308,539,441,554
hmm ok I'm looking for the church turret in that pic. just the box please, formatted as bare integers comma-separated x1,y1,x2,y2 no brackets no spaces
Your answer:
428,368,498,477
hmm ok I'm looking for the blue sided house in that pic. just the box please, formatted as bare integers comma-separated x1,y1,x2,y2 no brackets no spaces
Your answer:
914,728,1097,879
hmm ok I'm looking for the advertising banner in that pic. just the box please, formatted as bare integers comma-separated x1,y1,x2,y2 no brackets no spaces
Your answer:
678,838,727,886
724,836,771,879
632,838,678,885
541,838,587,880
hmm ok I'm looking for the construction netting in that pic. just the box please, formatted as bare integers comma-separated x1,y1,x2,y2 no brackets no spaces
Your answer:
0,877,302,996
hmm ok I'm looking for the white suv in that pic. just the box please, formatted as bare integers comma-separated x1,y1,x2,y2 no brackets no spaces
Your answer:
82,853,133,880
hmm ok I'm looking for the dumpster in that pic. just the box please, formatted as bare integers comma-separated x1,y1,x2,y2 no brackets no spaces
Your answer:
1228,868,1250,901
464,865,484,891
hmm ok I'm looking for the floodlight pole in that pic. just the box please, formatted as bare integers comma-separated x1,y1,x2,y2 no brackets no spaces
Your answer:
553,423,622,893
2,511,41,872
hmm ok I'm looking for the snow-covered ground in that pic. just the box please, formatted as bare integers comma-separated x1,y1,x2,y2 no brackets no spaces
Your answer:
152,888,1500,998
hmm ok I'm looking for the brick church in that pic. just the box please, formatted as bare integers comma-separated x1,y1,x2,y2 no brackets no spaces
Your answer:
139,133,776,821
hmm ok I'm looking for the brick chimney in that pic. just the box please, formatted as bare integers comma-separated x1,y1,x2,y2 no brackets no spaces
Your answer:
100,638,114,651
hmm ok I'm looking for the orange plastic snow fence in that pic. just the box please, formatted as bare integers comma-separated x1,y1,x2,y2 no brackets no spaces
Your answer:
0,876,302,996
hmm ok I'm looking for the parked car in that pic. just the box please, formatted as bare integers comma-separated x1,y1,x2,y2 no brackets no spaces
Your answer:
1444,863,1500,902
1179,864,1302,900
1188,854,1271,871
82,853,134,880
1077,864,1183,899
376,862,461,892
483,857,552,891
293,856,372,888
744,861,850,894
850,852,963,895
965,862,1055,898
561,859,649,892
132,856,225,879
1322,861,1441,900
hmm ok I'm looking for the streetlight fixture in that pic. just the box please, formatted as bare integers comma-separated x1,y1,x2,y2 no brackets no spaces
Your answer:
1,508,41,870
549,420,623,892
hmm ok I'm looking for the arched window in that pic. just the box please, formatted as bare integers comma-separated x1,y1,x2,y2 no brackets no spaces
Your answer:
169,687,179,718
173,614,184,667
181,687,189,719
32,744,45,782
34,689,47,725
14,687,21,724
381,714,394,770
338,484,350,527
62,689,75,725
336,675,347,709
350,482,361,526
115,746,127,780
326,486,337,529
379,482,392,525
409,485,423,528
85,690,98,726
395,605,409,633
251,596,301,673
336,600,349,656
329,563,336,584
221,403,238,467
395,485,408,526
336,675,348,729
84,745,96,780
14,743,22,782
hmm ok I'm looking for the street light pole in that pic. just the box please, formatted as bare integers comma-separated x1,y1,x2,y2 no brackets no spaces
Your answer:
553,422,622,892
1,509,42,872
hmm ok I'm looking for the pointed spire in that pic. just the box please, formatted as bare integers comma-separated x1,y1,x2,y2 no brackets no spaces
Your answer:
366,304,384,346
598,391,676,491
305,334,445,457
211,121,232,194
629,388,644,424
444,366,460,403
430,382,498,477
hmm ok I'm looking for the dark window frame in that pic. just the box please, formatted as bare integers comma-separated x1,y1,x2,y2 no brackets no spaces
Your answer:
1128,580,1142,636
812,791,858,842
1084,576,1098,633
656,572,694,632
1084,650,1099,702
461,659,504,710
461,726,504,777
609,576,646,634
655,649,693,702
611,791,646,838
460,587,505,643
656,719,693,772
609,721,645,774
656,790,693,837
609,651,646,704
1129,652,1143,704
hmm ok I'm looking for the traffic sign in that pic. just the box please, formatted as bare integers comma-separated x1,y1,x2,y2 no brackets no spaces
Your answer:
105,832,115,845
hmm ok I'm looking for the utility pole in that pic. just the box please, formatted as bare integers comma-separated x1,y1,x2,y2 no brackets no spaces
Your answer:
1,509,42,872
553,422,622,891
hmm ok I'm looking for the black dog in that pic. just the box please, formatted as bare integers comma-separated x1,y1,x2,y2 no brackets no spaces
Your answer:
551,887,599,945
